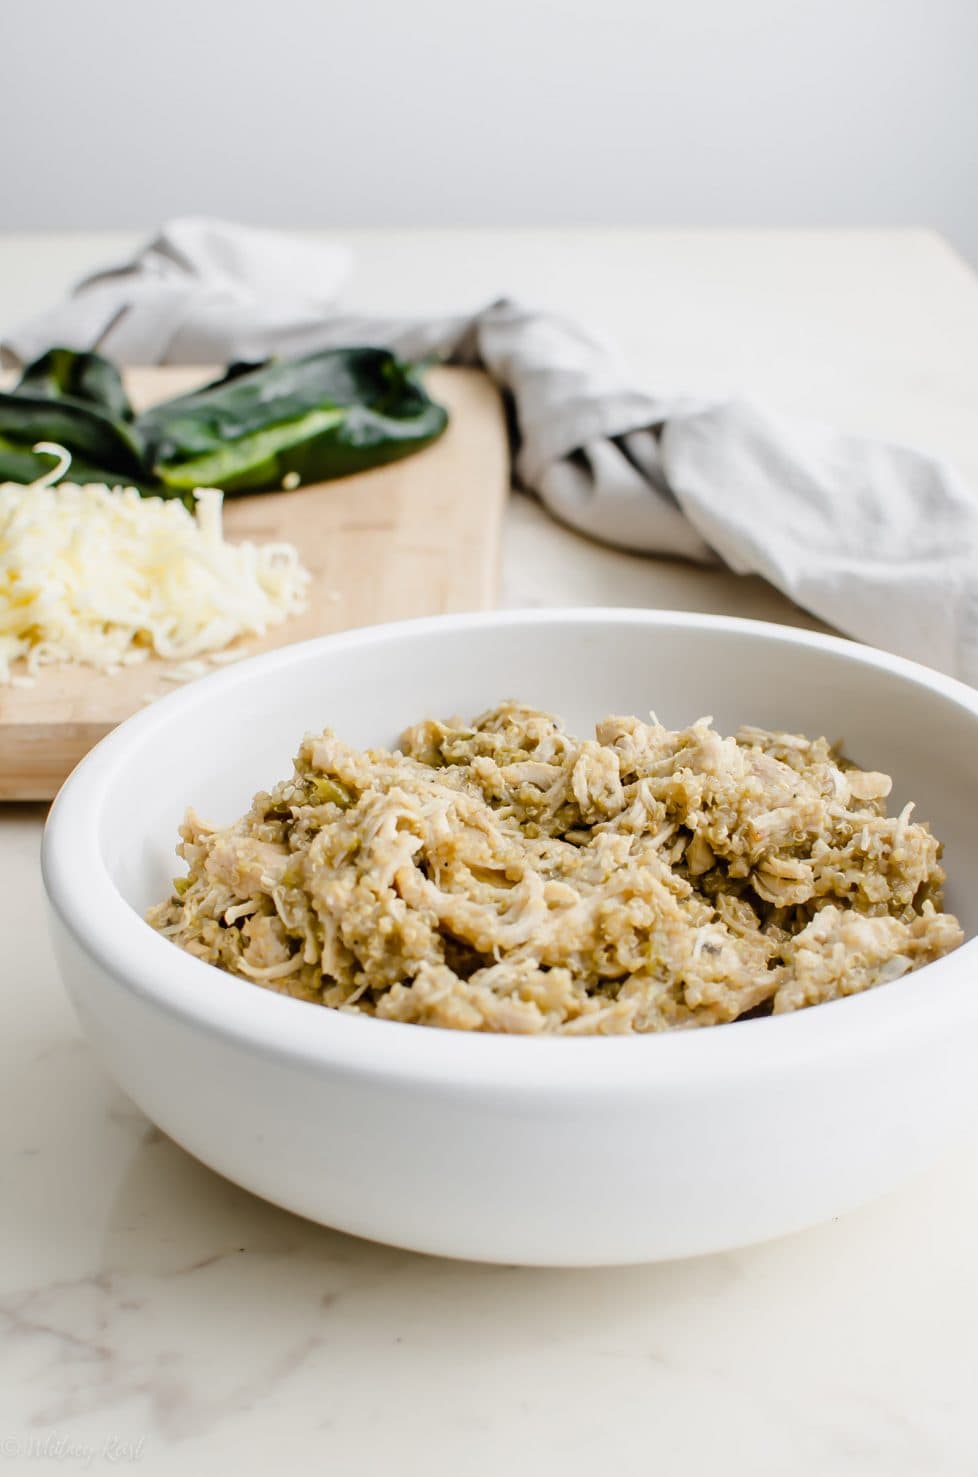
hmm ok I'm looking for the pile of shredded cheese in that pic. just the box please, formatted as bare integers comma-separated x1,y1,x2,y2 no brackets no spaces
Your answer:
0,445,310,685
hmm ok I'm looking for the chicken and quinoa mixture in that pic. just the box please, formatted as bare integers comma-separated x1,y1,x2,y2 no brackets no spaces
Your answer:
147,703,963,1034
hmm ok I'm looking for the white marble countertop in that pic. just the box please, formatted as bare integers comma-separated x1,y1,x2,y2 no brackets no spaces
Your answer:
3,229,978,1475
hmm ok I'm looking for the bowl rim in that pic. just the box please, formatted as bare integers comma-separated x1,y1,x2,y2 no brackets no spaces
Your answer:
42,606,978,1092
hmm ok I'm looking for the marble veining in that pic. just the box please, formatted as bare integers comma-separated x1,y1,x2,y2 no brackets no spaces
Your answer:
6,739,978,1477
5,228,978,1474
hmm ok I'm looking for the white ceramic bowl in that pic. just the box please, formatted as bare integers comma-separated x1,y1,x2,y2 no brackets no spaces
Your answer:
43,609,978,1265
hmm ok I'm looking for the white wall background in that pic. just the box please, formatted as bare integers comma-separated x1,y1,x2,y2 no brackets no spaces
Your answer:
4,0,977,265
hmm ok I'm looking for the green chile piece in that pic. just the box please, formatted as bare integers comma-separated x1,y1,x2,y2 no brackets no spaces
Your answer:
139,347,449,494
0,345,448,496
15,347,135,423
0,391,144,483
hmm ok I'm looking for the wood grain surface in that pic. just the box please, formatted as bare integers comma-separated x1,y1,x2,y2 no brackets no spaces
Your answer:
0,365,509,799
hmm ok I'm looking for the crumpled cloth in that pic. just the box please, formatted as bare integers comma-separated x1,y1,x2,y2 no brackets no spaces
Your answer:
4,217,976,682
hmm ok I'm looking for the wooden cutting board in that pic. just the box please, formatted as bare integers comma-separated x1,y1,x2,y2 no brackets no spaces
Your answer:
0,366,509,800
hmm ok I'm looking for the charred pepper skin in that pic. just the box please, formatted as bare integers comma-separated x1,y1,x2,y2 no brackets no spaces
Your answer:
140,348,449,493
0,349,144,485
0,346,449,495
15,347,136,424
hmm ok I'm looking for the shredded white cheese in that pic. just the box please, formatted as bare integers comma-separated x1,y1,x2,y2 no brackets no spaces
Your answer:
0,444,311,684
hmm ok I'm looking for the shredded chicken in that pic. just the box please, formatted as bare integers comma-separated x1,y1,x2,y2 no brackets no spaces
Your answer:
147,702,963,1033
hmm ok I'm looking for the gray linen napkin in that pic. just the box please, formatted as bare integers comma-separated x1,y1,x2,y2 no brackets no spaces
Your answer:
5,217,976,683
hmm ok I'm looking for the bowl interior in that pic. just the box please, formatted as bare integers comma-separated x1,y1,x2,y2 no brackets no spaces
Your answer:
96,615,978,938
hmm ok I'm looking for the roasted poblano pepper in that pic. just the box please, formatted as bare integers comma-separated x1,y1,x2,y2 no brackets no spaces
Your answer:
138,348,449,493
0,346,448,495
0,348,144,485
16,346,136,423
